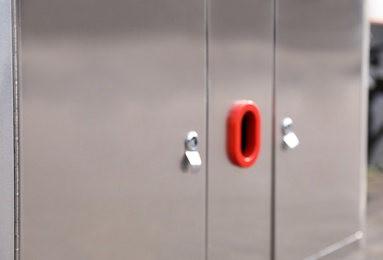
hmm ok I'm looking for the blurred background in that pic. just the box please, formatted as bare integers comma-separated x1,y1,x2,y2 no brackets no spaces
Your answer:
366,0,383,259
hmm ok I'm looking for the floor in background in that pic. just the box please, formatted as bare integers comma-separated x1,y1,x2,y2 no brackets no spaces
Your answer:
366,171,383,259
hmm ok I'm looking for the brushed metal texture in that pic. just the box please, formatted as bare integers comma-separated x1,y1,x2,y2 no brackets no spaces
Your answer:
207,0,273,259
275,0,365,259
20,1,206,259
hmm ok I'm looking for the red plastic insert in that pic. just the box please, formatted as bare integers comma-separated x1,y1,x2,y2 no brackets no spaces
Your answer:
227,100,261,168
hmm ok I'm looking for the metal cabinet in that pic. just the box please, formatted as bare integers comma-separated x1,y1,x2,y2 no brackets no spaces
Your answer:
274,0,366,259
8,0,366,259
20,1,206,259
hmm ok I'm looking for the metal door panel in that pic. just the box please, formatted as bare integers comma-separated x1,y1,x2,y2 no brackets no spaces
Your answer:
20,1,206,259
208,0,273,259
275,1,365,259
0,0,14,259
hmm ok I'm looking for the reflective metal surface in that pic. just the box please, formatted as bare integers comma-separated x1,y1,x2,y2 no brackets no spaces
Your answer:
303,232,363,260
207,0,273,259
20,1,206,259
275,0,365,259
282,117,299,149
0,0,15,259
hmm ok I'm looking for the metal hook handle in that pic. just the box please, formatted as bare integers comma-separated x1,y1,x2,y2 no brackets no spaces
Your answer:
184,131,202,172
282,118,299,149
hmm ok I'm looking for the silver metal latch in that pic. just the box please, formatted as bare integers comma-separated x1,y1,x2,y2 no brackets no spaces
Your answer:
282,118,299,149
184,131,202,172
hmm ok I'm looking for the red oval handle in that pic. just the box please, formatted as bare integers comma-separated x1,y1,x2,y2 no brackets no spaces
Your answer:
227,100,261,168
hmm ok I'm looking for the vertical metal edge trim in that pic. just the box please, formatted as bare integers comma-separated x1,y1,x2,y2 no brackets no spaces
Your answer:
11,0,20,259
0,0,15,259
358,0,369,251
271,0,277,259
204,0,209,259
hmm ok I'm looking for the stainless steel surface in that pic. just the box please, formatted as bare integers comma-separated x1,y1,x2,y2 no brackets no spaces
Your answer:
0,0,14,259
207,0,273,259
282,117,299,149
275,0,365,259
282,132,299,150
185,151,202,172
303,232,363,260
20,1,206,259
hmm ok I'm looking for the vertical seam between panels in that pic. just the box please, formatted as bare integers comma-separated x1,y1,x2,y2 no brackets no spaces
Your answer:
271,0,277,259
204,0,209,259
12,0,20,259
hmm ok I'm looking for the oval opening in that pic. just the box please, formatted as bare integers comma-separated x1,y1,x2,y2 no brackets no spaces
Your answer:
241,111,256,158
